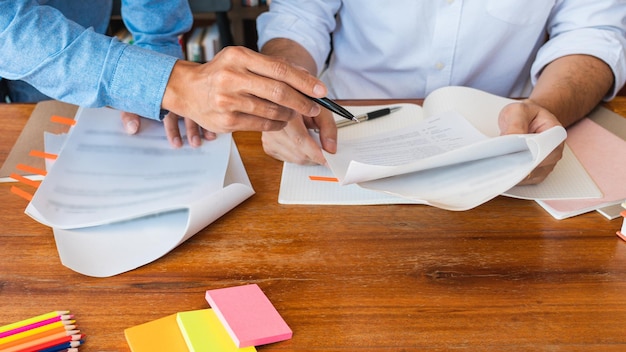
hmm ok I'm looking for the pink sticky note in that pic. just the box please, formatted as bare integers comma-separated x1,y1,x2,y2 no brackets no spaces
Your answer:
205,284,292,347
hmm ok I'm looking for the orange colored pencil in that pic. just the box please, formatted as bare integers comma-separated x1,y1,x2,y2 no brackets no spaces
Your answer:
0,321,75,346
0,329,79,352
20,333,84,352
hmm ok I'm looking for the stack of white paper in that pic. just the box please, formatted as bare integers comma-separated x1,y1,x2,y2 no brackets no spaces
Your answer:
26,107,254,277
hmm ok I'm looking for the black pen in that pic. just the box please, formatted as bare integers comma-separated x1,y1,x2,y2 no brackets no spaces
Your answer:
307,96,359,122
336,106,402,128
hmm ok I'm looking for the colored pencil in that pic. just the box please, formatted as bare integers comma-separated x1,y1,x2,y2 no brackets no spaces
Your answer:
0,314,74,339
24,333,84,352
0,325,76,349
28,338,84,352
0,330,80,352
0,321,76,346
0,311,69,334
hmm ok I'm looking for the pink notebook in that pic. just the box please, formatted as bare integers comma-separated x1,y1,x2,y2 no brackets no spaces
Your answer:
538,118,626,219
205,284,292,348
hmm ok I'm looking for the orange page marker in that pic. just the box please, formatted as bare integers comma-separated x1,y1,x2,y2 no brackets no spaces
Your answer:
308,175,339,182
16,164,47,177
10,186,33,202
50,115,76,126
29,150,58,160
9,173,41,188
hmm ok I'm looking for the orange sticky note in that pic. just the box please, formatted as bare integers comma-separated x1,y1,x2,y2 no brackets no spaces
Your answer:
124,314,188,352
308,175,339,182
50,115,76,126
10,186,33,201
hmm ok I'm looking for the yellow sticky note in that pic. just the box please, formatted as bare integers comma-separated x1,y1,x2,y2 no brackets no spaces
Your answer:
176,309,256,352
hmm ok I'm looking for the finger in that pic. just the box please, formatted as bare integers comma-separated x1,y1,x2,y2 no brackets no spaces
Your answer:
121,112,141,134
517,143,564,185
183,117,203,148
203,129,217,141
217,47,325,117
205,110,289,133
282,117,327,165
163,113,183,148
498,102,535,135
262,130,309,163
261,117,323,164
238,47,327,98
314,110,338,155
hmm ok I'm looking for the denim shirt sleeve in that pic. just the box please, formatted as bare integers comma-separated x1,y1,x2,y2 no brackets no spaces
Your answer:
0,1,192,119
120,0,192,59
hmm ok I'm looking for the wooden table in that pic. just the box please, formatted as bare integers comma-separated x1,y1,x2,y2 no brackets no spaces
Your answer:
1,99,625,351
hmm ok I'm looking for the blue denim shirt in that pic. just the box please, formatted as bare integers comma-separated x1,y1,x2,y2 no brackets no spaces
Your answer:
0,0,193,120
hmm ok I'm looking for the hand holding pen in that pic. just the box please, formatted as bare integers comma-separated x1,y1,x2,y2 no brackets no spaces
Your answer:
306,96,359,122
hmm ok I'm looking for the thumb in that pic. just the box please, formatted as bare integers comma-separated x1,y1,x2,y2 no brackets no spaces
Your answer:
498,101,534,135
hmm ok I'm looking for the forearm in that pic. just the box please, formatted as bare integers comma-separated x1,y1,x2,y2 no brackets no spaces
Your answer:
529,54,614,127
260,38,318,76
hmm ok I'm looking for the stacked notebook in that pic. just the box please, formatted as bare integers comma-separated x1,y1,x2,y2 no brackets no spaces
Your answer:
124,284,292,351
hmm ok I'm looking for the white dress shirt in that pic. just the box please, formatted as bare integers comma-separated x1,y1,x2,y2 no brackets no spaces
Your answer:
258,0,626,100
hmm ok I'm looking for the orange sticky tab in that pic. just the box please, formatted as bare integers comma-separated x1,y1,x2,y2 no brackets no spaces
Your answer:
10,186,33,201
308,175,339,182
16,163,47,176
9,173,41,188
29,150,58,160
50,115,76,126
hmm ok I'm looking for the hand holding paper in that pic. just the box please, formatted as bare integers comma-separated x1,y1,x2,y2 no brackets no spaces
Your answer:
321,87,567,210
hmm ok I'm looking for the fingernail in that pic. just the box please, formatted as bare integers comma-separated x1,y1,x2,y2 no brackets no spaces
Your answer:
310,104,321,116
313,83,326,97
192,135,202,147
172,136,182,148
205,132,217,141
325,137,337,153
125,120,138,134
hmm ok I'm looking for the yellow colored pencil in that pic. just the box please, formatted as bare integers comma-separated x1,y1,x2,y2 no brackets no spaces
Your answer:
1,329,80,352
0,311,69,334
0,322,76,347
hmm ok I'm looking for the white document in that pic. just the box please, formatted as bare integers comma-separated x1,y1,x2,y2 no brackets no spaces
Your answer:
278,127,419,205
279,160,420,205
321,86,568,210
279,86,603,210
26,107,254,277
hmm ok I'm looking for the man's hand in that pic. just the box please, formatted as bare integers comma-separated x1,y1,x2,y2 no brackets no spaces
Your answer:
262,109,337,165
161,46,326,134
498,99,565,185
121,111,216,148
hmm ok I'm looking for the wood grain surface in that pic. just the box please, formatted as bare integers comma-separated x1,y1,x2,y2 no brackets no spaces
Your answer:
0,99,625,351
